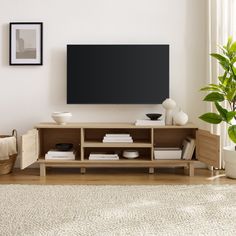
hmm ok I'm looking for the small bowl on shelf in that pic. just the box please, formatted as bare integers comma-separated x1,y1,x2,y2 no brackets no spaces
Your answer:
52,112,72,125
146,113,162,120
55,143,73,151
123,150,139,159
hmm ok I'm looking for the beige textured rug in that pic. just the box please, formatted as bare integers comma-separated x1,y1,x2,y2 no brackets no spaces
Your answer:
0,185,235,236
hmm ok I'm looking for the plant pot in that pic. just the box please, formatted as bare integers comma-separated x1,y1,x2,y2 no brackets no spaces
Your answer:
223,146,236,179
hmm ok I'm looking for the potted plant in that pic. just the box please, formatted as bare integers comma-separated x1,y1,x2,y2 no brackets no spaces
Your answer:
199,37,236,178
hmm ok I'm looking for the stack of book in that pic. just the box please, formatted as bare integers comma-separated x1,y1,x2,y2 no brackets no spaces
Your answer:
154,147,182,160
45,150,76,160
88,153,119,161
135,119,165,126
103,134,133,143
181,137,196,160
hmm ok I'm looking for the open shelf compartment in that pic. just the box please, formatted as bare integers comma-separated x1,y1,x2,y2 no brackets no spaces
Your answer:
39,128,81,160
84,147,152,161
83,128,152,144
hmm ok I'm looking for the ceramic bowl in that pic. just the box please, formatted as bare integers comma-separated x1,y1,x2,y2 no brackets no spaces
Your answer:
52,112,72,125
146,113,162,120
55,143,73,151
123,150,139,159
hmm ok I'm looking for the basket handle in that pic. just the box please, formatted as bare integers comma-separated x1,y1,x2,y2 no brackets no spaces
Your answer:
11,129,18,152
12,129,17,139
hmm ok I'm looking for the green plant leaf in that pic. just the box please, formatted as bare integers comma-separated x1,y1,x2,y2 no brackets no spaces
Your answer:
200,86,221,92
230,41,236,53
203,92,224,102
214,102,227,121
231,57,236,64
228,125,236,143
232,66,236,75
218,75,226,84
222,75,232,87
226,88,236,101
208,83,221,88
199,113,222,124
218,44,228,55
227,36,233,50
211,53,229,63
226,111,236,123
220,61,230,71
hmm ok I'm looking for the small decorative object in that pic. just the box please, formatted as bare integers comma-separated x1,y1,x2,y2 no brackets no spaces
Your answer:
52,112,72,125
173,110,188,126
9,22,43,65
55,143,73,151
123,150,139,159
146,113,162,120
162,98,176,125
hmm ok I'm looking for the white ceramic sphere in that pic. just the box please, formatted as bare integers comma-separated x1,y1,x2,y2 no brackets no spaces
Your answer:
162,98,177,110
173,110,188,126
52,112,72,125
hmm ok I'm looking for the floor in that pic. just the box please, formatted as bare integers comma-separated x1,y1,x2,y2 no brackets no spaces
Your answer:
0,167,235,184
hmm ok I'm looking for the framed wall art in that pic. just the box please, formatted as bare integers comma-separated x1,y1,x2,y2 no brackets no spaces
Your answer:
9,22,43,65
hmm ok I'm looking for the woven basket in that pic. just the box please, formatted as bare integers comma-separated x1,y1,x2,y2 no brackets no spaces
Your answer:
0,130,17,175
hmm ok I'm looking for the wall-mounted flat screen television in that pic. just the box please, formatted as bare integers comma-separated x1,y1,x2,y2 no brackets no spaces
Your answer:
67,44,169,104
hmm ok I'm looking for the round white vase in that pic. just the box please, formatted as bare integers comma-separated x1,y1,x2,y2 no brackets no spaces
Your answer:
173,110,188,126
223,146,236,179
162,98,176,125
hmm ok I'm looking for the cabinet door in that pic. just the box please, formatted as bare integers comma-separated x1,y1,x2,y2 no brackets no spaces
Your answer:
196,129,220,168
21,129,39,169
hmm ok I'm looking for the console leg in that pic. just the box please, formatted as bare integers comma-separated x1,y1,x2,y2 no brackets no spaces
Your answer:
149,167,154,174
188,163,194,177
40,163,46,177
81,167,86,174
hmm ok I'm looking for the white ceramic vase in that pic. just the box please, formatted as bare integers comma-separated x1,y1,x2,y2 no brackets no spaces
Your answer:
173,110,188,126
162,98,176,125
223,146,236,179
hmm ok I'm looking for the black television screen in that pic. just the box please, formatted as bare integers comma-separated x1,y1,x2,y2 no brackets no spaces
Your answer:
67,44,169,104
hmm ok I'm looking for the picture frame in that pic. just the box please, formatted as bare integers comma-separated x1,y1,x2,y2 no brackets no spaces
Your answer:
9,22,43,65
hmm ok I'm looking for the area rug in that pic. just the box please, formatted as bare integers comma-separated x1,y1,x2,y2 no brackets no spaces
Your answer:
0,185,236,236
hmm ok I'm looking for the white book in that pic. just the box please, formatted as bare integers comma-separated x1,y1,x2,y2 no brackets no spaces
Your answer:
181,137,195,160
155,147,181,150
103,139,133,143
89,157,119,160
45,154,75,160
46,153,75,157
135,119,165,126
185,137,196,160
47,150,75,156
105,134,131,137
89,154,119,160
104,136,132,140
103,137,133,142
89,153,118,157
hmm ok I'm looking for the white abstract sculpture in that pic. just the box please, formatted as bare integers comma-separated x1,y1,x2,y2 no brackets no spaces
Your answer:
173,110,188,126
162,98,176,125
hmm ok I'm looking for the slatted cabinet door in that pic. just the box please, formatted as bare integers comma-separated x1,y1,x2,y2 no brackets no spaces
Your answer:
21,129,39,169
196,129,220,168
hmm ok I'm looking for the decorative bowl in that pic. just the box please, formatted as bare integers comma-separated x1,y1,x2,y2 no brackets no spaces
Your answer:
146,113,162,120
52,112,72,125
55,143,73,151
123,150,139,159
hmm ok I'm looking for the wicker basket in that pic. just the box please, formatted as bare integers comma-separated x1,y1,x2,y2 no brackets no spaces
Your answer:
0,130,17,175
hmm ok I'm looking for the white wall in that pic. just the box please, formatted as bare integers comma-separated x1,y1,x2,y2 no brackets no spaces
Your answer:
0,0,207,136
